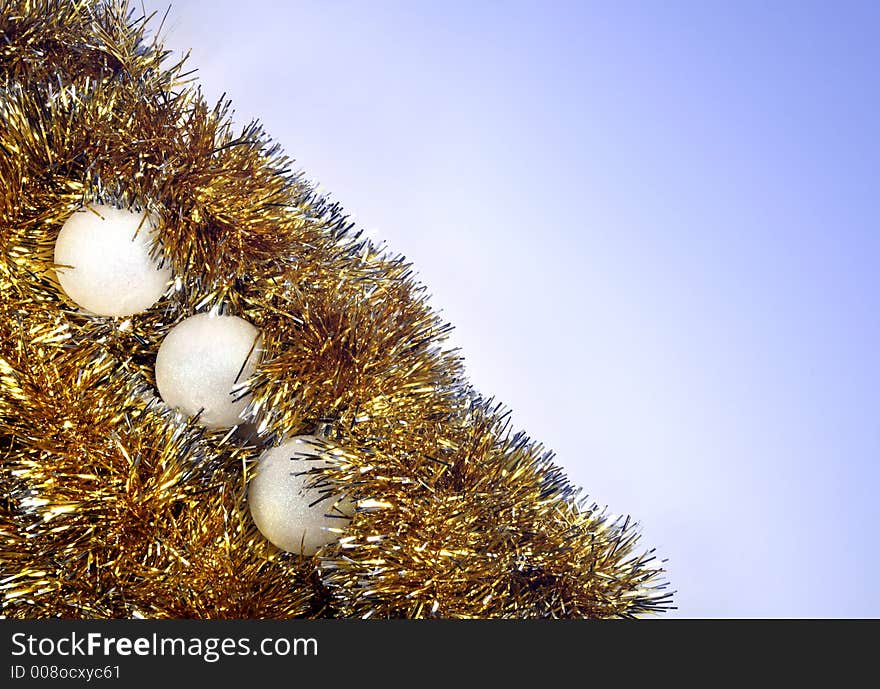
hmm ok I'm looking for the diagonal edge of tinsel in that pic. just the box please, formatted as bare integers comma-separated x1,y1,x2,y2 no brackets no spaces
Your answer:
0,0,673,618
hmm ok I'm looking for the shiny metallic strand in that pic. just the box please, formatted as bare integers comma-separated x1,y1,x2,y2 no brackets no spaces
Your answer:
316,399,673,618
0,0,672,618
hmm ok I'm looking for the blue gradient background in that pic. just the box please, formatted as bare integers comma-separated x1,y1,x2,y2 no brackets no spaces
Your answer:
144,0,880,617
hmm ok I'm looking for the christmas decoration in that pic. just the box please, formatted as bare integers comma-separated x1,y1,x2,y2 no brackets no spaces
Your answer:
0,0,672,618
155,312,261,428
248,435,352,556
54,203,170,317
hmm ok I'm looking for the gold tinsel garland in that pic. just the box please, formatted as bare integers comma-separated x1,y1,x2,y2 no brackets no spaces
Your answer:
0,0,672,618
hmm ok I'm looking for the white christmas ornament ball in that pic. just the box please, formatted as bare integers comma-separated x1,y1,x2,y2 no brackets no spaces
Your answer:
155,313,261,428
248,435,352,555
54,204,171,317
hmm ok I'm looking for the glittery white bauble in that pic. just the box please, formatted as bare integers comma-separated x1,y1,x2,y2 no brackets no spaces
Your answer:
54,204,171,317
155,313,261,428
248,435,352,555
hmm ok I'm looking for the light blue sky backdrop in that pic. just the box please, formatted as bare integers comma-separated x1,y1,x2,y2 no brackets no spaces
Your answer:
144,0,880,617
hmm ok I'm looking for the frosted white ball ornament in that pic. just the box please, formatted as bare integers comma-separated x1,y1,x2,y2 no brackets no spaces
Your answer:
248,435,353,555
54,204,171,317
155,313,261,428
